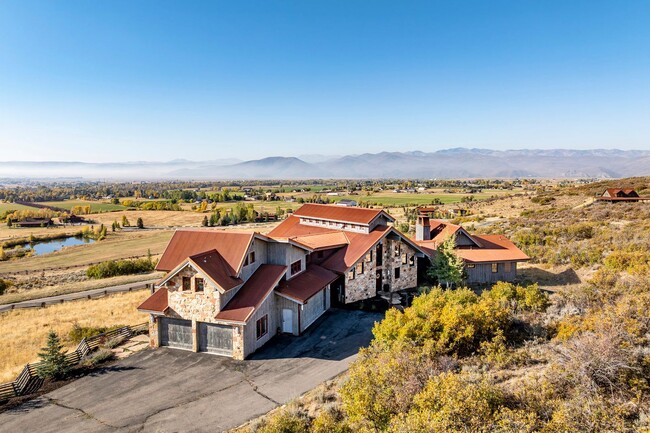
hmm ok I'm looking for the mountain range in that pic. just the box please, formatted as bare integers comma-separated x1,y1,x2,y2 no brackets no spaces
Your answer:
1,149,649,180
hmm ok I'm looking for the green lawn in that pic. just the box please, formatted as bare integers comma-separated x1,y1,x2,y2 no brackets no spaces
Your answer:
41,200,127,212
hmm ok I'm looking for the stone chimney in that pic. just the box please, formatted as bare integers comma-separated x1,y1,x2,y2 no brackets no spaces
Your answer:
415,215,431,241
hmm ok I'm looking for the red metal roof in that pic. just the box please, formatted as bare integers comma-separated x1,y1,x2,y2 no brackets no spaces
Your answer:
290,232,350,250
269,216,391,274
216,264,287,323
269,215,423,274
292,203,394,225
276,264,338,303
157,230,254,274
137,288,169,313
426,220,481,247
416,234,529,263
321,226,390,273
189,250,243,291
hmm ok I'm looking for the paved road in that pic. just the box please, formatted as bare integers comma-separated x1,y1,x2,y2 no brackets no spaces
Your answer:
0,279,158,313
0,309,381,433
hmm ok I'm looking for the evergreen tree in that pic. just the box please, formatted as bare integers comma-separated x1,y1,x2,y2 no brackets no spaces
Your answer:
201,216,208,227
122,215,130,227
427,234,465,289
136,217,144,229
36,330,70,380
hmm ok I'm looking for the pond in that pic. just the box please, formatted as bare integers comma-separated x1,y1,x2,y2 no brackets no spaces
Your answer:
24,236,95,256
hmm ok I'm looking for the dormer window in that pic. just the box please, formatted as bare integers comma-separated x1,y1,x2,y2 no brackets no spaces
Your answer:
182,277,191,291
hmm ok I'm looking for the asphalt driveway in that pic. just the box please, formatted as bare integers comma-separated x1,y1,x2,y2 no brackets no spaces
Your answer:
0,309,381,433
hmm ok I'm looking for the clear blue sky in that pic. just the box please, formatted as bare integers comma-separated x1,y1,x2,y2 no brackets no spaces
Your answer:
1,1,649,162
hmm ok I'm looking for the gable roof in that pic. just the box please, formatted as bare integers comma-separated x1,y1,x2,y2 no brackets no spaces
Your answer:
189,250,243,291
603,188,638,197
426,220,482,247
276,264,338,303
215,264,287,323
157,230,255,275
137,288,169,314
321,225,391,273
292,203,394,225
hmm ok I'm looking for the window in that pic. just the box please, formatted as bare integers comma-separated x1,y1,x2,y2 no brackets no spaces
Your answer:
291,260,301,275
256,315,268,340
491,263,498,273
366,250,373,262
249,251,256,264
348,269,355,280
505,262,512,272
401,253,407,265
195,278,204,292
467,263,475,268
394,267,400,279
356,261,364,275
182,277,191,291
394,244,400,257
409,256,415,267
243,256,249,266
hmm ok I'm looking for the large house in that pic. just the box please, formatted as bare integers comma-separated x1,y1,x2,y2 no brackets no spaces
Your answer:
138,204,426,359
413,215,529,284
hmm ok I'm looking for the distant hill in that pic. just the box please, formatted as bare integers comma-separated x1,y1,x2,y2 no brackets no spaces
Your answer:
1,149,649,180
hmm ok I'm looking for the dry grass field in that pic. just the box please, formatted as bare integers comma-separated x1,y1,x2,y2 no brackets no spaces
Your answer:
0,230,173,274
0,289,150,383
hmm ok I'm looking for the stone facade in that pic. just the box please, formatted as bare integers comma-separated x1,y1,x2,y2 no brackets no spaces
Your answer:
166,266,226,323
345,251,378,303
148,316,159,347
344,237,419,303
382,238,418,292
232,324,244,360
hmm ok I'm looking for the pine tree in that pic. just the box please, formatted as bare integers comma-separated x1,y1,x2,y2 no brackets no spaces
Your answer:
136,217,144,229
427,234,465,289
36,330,70,380
201,216,208,227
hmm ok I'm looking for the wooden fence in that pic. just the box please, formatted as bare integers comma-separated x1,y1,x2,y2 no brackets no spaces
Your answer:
0,322,148,401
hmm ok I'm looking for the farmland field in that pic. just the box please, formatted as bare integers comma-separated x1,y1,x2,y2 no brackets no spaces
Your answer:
0,202,38,213
41,200,127,212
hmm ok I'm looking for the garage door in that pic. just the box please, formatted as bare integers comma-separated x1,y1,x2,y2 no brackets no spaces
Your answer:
160,318,193,350
198,322,233,356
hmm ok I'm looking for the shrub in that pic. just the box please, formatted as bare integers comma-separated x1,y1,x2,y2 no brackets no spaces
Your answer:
68,323,126,343
0,278,11,295
80,348,115,368
69,323,109,343
105,335,127,349
254,405,310,433
86,257,155,279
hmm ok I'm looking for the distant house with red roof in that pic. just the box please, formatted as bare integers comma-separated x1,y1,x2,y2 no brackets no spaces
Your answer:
138,203,426,359
413,214,529,284
597,188,649,202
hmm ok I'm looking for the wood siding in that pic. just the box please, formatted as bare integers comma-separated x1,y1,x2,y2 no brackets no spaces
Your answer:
465,262,517,284
275,294,300,335
300,286,329,332
243,290,277,358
